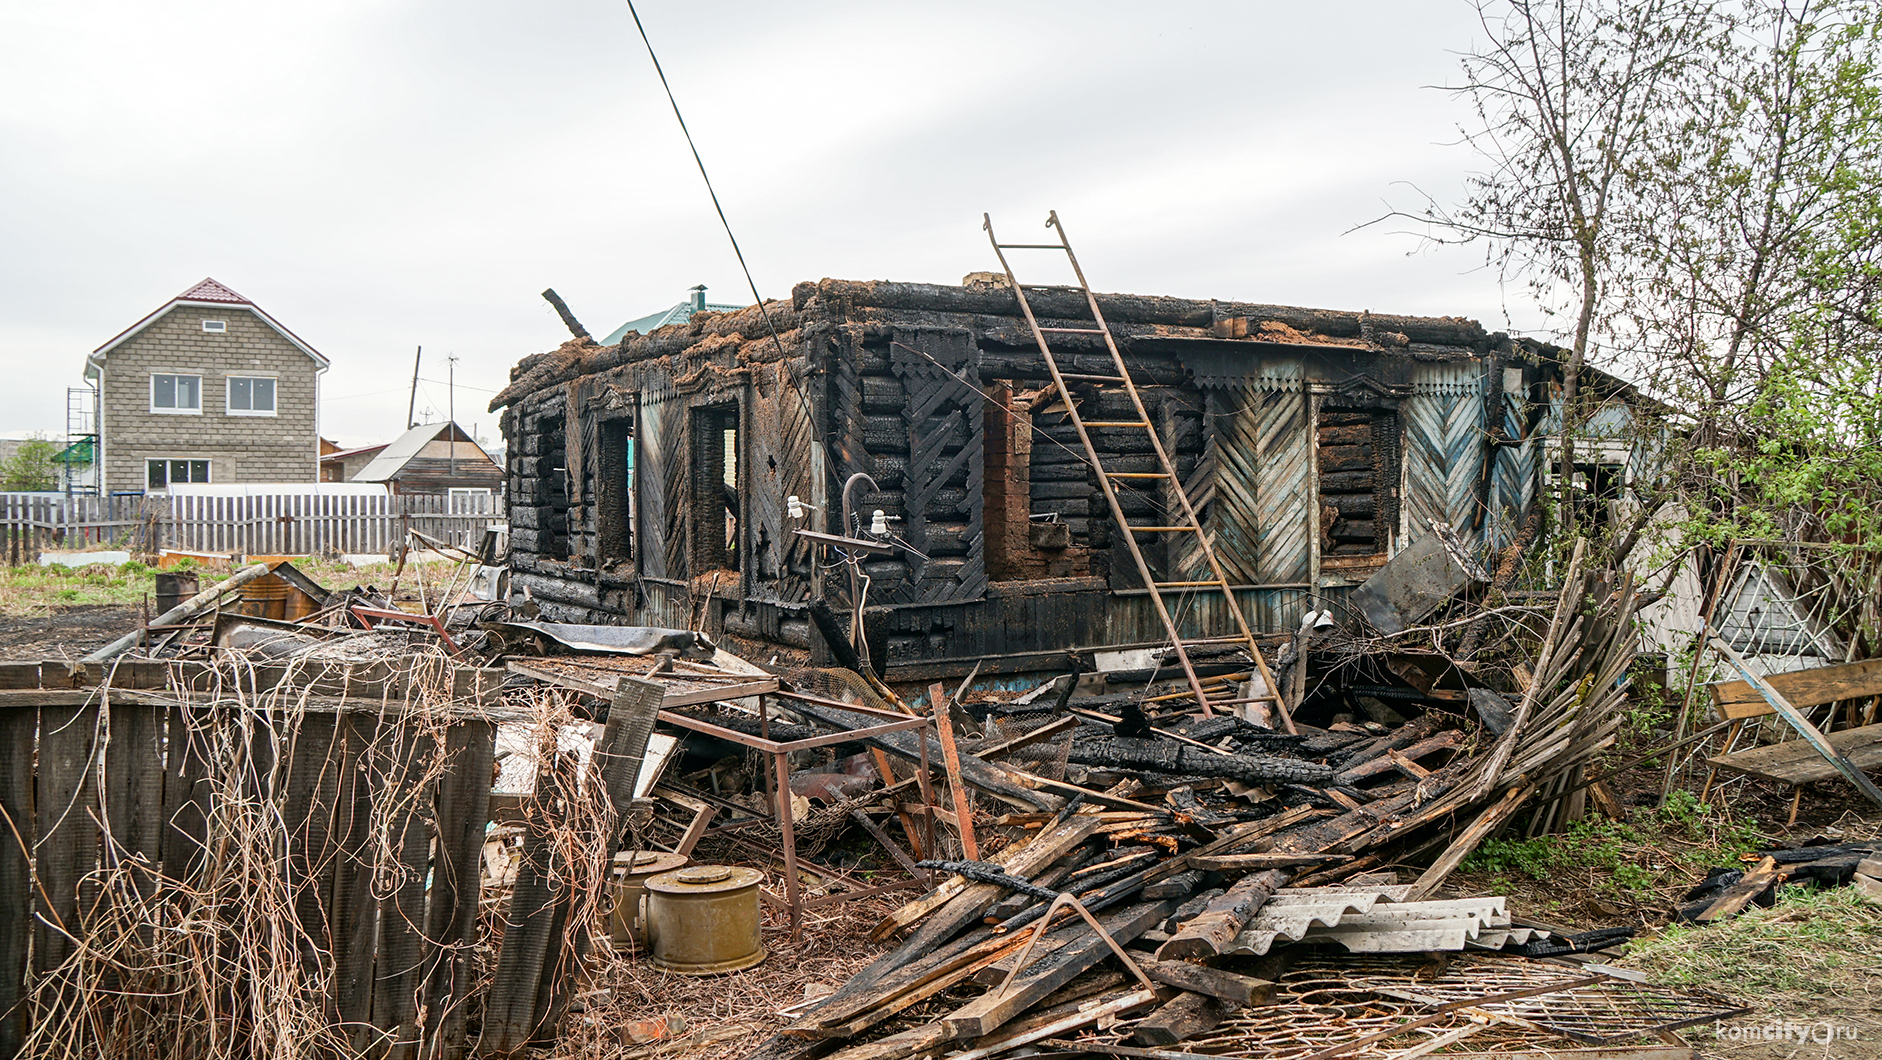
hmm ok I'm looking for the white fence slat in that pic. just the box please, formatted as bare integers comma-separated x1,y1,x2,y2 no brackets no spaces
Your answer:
2,490,505,563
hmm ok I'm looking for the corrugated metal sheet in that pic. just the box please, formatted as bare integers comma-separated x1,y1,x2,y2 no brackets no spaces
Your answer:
1226,891,1541,955
1401,362,1487,554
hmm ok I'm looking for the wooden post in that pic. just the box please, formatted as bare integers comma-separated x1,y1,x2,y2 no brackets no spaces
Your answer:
928,682,978,861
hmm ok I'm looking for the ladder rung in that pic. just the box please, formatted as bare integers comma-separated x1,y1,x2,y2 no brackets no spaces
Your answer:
1083,420,1149,428
1059,373,1125,383
1105,472,1170,479
1128,526,1201,533
1039,327,1104,334
1022,284,1082,291
1155,581,1222,587
998,243,1066,250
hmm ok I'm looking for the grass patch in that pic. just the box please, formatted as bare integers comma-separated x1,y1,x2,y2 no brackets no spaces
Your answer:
0,560,159,612
1459,789,1768,905
1620,885,1882,1016
0,555,459,616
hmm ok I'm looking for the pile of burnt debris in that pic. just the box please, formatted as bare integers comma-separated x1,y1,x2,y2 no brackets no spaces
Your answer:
76,534,1882,1060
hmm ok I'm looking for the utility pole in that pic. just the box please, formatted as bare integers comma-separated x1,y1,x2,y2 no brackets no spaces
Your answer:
407,346,422,429
448,354,458,477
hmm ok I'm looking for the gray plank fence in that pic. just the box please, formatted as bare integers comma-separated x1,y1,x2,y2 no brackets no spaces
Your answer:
0,659,509,1059
1,492,506,564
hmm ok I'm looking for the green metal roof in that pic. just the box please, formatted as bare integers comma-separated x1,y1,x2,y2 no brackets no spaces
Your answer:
600,285,743,345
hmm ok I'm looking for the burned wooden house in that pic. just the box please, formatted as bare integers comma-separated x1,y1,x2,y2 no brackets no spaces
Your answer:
492,278,1575,685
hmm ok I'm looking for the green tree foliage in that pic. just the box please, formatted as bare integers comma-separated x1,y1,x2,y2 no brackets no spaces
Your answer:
0,435,59,491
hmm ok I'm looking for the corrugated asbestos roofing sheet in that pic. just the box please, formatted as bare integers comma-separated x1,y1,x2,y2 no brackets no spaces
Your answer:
1226,888,1546,955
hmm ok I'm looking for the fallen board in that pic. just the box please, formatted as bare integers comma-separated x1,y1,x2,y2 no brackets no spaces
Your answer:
1705,722,1882,785
1708,657,1882,720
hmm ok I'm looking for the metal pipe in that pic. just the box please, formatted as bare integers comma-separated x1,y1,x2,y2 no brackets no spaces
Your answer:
85,562,272,662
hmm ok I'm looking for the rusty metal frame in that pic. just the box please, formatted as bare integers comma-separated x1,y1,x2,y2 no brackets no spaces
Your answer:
654,701,931,942
510,657,937,942
349,605,463,656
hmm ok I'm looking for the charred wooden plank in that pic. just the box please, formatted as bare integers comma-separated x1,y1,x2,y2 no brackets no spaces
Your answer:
1067,737,1333,786
1133,992,1230,1046
941,898,1175,1038
1155,870,1287,961
1138,961,1274,1007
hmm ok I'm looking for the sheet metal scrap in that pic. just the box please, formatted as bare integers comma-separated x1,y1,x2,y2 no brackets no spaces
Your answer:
490,621,717,659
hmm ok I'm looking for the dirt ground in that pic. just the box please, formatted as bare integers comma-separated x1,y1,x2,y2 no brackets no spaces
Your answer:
0,603,141,659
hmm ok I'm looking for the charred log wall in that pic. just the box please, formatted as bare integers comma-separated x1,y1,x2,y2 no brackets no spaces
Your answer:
494,278,1552,677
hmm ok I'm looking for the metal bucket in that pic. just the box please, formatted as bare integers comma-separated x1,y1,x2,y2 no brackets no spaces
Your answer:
154,571,199,615
608,851,688,947
645,865,766,974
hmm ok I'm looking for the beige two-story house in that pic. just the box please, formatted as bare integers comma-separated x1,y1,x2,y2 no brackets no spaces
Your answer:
85,278,327,493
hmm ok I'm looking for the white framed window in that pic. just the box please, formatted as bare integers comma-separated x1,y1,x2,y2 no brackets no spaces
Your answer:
150,373,202,414
448,487,493,513
226,376,277,416
202,320,226,333
147,458,210,490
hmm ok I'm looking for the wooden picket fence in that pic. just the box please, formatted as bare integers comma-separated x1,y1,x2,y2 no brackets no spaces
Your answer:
1,492,506,564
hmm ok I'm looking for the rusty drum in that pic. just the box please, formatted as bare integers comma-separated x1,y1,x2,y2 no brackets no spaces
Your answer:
608,851,688,947
644,864,766,974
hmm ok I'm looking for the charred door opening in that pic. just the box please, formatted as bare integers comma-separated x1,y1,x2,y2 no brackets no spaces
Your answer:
598,415,634,563
691,405,739,573
1318,406,1399,558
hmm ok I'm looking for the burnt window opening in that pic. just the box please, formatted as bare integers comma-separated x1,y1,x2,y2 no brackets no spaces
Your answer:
1318,405,1400,557
598,415,634,563
540,411,571,562
691,405,740,574
1555,459,1627,531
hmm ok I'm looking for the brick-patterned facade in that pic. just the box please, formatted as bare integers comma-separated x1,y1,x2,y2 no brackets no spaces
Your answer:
88,283,324,494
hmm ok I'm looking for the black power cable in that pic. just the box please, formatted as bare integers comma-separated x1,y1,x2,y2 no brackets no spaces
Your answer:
623,0,789,363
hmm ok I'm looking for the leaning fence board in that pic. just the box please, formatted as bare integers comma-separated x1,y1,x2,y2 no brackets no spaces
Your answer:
34,702,98,976
103,701,165,905
478,750,569,1056
377,732,436,1060
159,703,212,883
426,720,496,1055
331,713,383,1041
0,706,33,1059
1709,657,1882,719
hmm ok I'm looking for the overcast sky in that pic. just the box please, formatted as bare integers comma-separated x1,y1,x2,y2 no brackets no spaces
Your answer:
0,1,1535,449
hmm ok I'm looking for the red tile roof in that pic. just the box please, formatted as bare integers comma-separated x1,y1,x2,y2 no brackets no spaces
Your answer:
176,277,252,304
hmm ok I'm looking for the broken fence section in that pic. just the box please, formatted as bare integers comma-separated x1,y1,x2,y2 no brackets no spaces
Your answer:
0,657,579,1060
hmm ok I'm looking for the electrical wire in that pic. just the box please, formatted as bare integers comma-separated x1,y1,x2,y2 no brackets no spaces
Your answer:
623,0,789,366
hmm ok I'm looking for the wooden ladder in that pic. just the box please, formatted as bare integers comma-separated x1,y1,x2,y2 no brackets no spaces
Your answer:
983,210,1289,729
